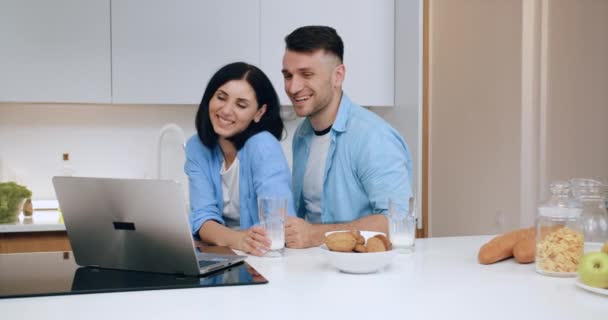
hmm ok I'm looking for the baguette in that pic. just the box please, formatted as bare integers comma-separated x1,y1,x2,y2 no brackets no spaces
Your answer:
513,236,535,264
478,227,535,264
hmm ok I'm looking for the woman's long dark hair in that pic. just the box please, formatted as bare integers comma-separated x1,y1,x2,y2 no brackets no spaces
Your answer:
195,62,284,150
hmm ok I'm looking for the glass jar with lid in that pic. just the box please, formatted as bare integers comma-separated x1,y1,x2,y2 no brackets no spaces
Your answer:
570,178,608,249
535,181,584,277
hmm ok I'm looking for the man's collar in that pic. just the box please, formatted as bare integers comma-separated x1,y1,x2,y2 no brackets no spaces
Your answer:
331,93,351,133
296,93,351,138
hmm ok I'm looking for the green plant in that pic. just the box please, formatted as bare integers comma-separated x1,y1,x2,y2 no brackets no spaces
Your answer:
0,182,32,223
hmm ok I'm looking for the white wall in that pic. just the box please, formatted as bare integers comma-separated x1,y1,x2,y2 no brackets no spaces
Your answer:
0,103,194,199
0,102,301,200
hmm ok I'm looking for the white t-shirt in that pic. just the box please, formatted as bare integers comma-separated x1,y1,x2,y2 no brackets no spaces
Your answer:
303,131,331,224
220,157,240,229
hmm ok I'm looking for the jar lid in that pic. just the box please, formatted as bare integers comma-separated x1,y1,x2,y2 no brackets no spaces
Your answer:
538,206,582,218
570,178,604,199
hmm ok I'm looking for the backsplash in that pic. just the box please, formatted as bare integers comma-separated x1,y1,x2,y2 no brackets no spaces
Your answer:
0,103,301,200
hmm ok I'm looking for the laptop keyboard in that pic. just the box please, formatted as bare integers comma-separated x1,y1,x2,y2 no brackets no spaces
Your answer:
199,257,230,267
198,260,218,268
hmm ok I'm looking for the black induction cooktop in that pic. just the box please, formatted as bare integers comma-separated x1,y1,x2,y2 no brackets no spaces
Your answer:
0,251,267,299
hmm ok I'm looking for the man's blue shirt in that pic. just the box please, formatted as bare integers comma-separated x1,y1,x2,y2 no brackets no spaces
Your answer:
292,94,413,223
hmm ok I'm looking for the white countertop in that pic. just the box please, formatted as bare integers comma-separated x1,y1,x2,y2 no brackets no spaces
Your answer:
0,211,65,233
0,236,605,319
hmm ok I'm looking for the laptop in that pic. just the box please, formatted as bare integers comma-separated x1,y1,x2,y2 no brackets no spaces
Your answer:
52,176,246,276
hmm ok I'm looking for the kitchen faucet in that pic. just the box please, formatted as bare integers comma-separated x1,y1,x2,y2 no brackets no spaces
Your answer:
157,123,186,180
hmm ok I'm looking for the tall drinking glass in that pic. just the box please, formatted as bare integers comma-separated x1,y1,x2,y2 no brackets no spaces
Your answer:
258,196,287,257
388,197,417,253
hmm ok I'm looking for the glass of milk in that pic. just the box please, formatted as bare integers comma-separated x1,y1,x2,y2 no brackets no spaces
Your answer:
388,197,416,253
258,196,287,257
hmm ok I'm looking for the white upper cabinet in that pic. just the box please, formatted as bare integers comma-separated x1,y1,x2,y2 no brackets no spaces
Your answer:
0,0,111,103
260,0,395,107
111,0,260,104
0,0,397,105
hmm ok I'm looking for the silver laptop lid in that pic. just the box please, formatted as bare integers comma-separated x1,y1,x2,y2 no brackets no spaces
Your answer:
52,176,241,276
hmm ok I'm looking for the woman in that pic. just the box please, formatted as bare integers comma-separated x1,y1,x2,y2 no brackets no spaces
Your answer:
185,62,295,256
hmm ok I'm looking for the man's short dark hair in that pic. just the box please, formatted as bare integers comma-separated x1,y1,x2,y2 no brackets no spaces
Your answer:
285,25,344,63
195,62,284,150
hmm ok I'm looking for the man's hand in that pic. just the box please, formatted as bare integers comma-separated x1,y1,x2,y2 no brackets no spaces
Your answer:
236,226,271,256
285,216,323,248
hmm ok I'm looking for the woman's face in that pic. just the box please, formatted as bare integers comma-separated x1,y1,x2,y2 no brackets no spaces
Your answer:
208,79,266,140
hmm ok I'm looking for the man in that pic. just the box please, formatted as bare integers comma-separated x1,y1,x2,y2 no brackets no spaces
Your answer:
282,25,413,248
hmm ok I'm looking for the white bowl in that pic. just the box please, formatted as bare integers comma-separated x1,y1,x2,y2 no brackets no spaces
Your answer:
321,230,397,274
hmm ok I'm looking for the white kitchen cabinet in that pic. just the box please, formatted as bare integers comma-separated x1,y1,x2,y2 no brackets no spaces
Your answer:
111,0,260,104
0,0,111,103
260,0,395,106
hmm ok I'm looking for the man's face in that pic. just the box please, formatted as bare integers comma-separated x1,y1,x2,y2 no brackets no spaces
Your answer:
281,49,343,118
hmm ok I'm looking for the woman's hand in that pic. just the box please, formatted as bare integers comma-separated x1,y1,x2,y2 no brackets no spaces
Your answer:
237,226,271,256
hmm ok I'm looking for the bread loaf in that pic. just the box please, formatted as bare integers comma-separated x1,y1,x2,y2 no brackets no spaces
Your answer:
478,227,535,264
513,236,535,264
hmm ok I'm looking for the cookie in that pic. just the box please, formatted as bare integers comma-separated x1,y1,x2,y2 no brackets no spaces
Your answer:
325,232,357,252
351,230,365,245
373,234,392,251
354,244,367,253
366,237,386,252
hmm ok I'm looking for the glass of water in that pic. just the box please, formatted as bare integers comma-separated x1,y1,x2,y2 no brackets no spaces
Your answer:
258,196,287,257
